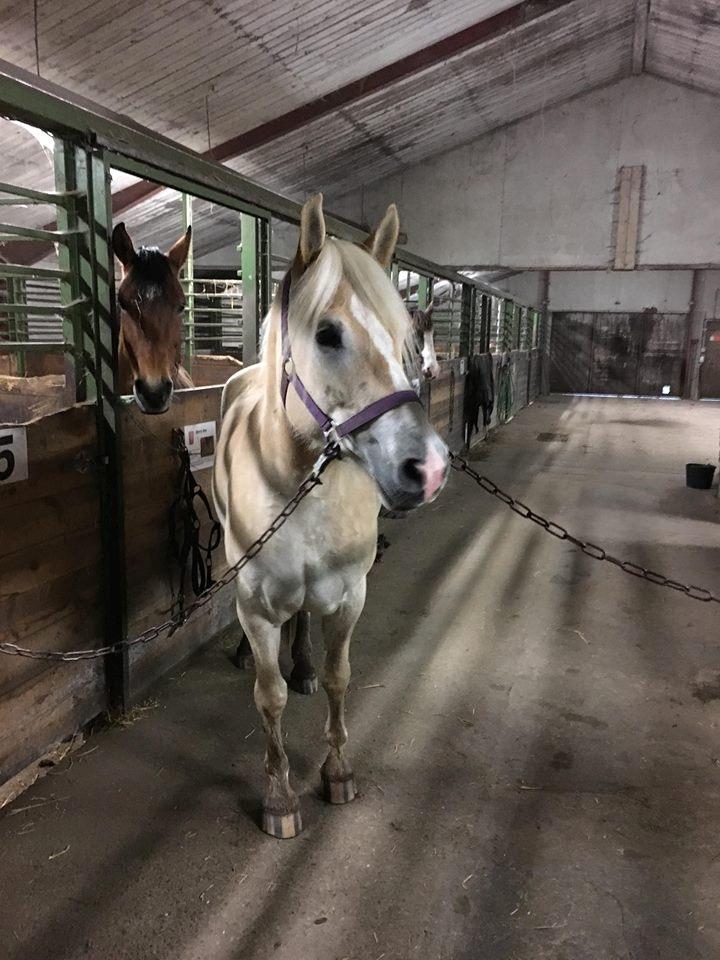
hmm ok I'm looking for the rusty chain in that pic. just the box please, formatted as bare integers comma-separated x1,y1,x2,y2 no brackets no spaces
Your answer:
450,454,720,605
0,442,341,662
1,444,717,663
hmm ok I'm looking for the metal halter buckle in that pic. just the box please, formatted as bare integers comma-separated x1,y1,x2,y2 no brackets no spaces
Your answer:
322,422,341,446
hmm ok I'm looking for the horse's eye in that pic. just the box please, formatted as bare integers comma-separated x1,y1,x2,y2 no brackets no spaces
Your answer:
316,321,343,350
176,303,186,315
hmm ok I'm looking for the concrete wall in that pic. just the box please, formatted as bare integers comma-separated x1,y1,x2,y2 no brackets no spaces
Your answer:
493,272,545,307
548,270,693,313
331,75,720,271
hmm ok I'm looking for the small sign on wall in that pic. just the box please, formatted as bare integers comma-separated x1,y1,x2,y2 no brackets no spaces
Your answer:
0,426,29,485
183,421,217,471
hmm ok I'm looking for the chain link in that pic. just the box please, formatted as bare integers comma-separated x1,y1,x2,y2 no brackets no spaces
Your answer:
2,443,717,663
0,443,341,662
450,454,720,605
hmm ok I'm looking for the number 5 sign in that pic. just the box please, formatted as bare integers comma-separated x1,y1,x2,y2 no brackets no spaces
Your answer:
0,427,29,485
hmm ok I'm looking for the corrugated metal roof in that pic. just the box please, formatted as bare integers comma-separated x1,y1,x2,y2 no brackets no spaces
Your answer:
1,0,519,151
646,0,720,96
2,0,720,267
228,0,635,197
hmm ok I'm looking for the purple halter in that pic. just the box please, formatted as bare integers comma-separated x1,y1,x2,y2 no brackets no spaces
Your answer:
279,272,419,443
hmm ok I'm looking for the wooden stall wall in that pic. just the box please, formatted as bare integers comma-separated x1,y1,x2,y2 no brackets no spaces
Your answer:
481,349,542,433
119,386,235,701
0,405,105,783
424,358,465,451
512,350,530,415
0,387,239,788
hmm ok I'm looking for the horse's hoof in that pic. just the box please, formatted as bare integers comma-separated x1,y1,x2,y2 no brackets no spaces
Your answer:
322,775,356,805
288,672,318,695
261,808,303,839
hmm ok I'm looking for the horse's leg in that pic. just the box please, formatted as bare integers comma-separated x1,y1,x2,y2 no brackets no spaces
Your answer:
288,611,318,695
233,630,254,670
320,580,366,804
241,610,302,838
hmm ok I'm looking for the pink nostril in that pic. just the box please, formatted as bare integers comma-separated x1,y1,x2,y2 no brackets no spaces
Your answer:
421,446,448,501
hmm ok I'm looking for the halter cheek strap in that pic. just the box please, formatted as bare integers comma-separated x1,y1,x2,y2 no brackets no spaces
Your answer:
279,273,419,441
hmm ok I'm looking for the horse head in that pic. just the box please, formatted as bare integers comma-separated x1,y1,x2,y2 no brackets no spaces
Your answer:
411,302,440,380
277,194,448,512
112,222,191,414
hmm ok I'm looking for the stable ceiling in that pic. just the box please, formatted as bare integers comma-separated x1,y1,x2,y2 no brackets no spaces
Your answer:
2,0,720,263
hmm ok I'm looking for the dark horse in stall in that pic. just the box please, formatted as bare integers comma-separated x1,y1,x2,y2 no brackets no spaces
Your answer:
112,222,193,414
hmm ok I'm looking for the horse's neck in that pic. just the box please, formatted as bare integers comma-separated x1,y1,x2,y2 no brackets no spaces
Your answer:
255,318,317,485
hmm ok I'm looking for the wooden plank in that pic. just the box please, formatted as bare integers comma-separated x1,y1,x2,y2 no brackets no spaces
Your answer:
625,165,644,270
614,165,644,271
0,594,102,700
0,528,101,597
614,167,632,270
0,403,105,785
1,484,98,557
0,659,105,783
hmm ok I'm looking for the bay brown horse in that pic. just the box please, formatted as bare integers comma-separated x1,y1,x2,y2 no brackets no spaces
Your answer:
112,222,193,414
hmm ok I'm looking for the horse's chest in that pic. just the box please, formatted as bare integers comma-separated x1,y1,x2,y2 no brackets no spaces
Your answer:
235,489,376,619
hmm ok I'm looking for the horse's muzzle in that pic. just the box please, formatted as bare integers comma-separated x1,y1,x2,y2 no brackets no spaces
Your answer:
389,441,449,510
352,405,449,512
134,377,173,415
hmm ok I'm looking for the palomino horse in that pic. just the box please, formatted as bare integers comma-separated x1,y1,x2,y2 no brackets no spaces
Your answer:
112,223,193,414
214,195,448,838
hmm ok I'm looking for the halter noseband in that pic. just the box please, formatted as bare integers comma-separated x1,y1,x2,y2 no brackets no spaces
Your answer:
279,273,419,443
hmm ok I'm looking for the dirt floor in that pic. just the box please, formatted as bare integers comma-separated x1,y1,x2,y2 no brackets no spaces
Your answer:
2,396,720,960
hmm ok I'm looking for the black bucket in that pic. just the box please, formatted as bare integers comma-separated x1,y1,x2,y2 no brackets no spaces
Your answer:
686,463,716,489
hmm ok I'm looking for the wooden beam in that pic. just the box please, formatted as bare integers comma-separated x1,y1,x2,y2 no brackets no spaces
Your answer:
632,0,651,75
613,165,645,270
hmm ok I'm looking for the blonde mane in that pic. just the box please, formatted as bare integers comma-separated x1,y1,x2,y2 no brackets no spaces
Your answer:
261,239,414,367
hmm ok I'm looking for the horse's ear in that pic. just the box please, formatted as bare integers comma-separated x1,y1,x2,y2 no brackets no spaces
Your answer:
425,302,434,318
363,204,400,269
297,194,325,267
112,222,136,269
168,226,192,273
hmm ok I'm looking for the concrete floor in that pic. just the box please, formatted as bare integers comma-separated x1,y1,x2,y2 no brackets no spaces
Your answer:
2,396,720,960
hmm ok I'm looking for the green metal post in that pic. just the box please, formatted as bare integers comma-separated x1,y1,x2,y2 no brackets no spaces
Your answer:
459,284,475,358
181,192,194,372
240,212,258,364
87,148,130,714
54,137,90,401
390,262,400,289
417,275,430,311
6,276,26,375
501,300,514,353
258,216,271,322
